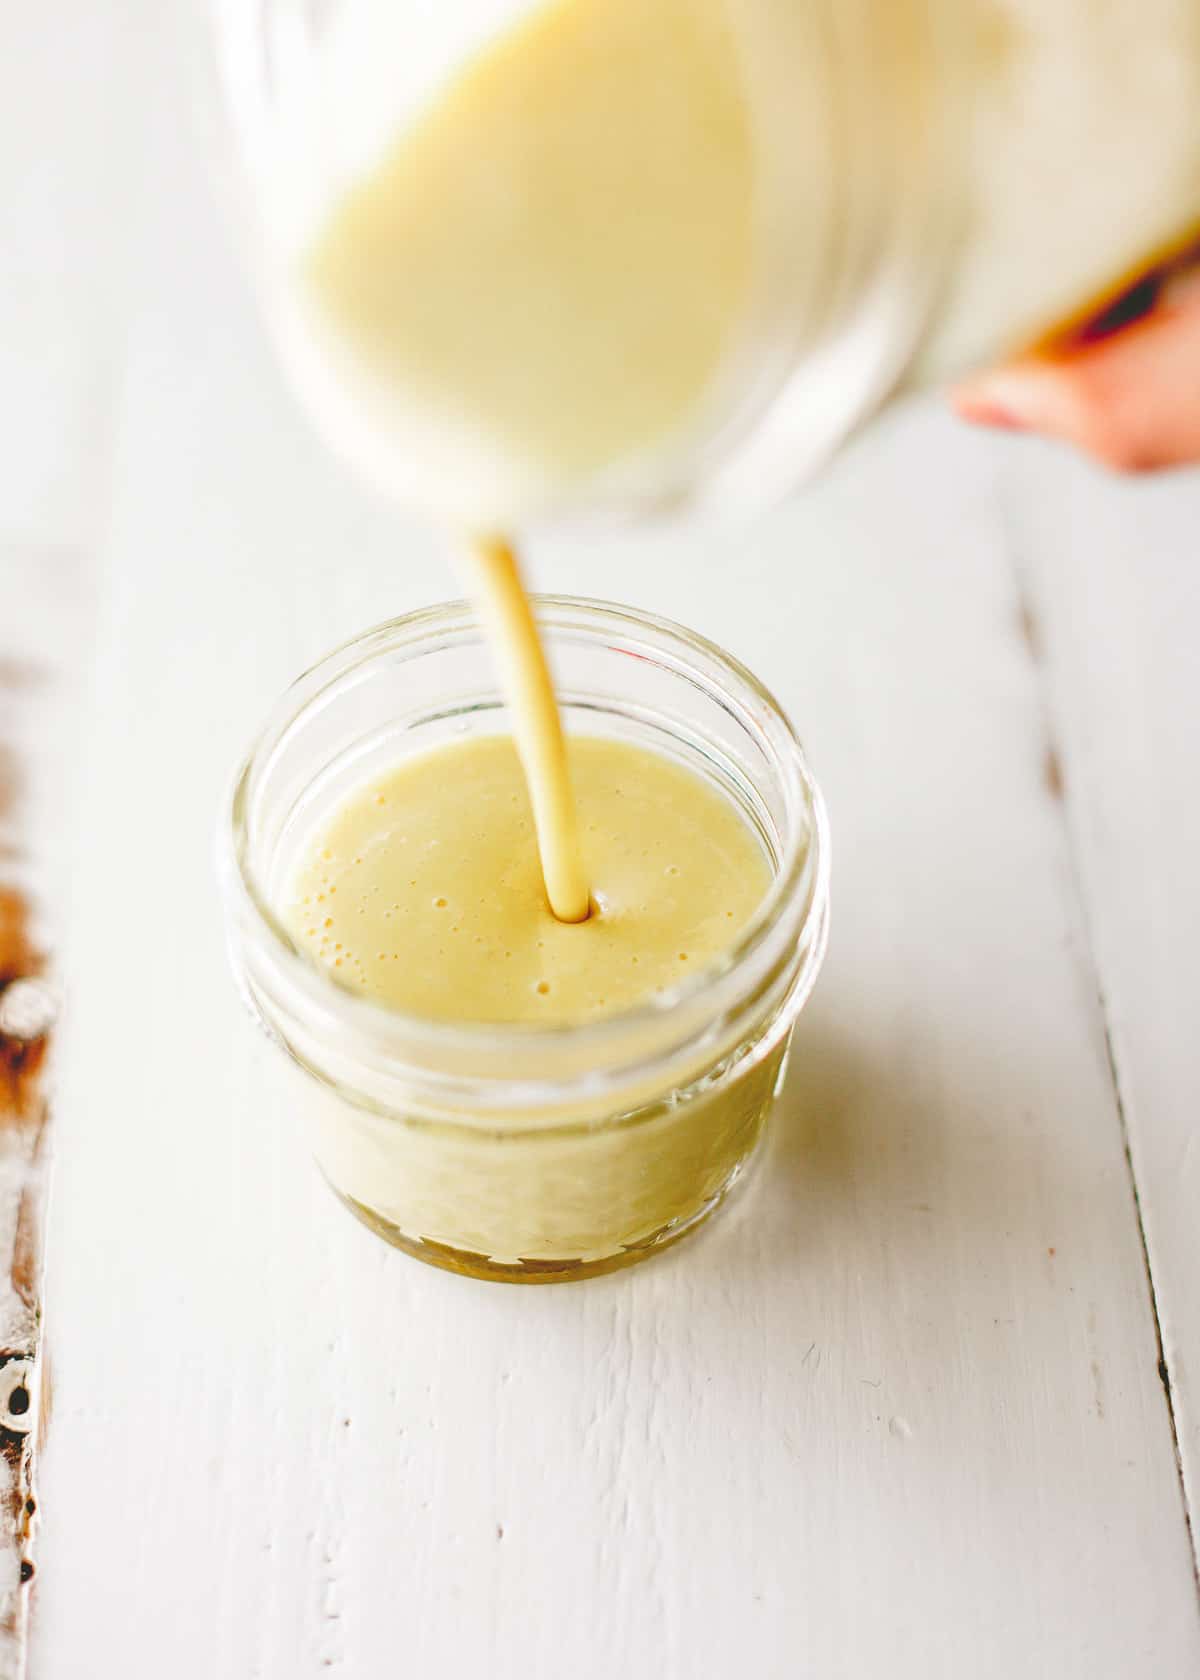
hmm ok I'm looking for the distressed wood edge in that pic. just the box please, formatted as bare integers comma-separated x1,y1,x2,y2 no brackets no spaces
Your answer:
0,865,56,1677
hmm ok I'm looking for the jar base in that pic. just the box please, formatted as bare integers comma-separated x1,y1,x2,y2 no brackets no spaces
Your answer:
323,1152,759,1283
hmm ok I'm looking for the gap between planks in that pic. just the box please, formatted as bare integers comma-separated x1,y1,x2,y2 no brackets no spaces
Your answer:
999,480,1200,1605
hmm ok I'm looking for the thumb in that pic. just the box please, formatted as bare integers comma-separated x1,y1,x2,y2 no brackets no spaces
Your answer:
953,268,1200,472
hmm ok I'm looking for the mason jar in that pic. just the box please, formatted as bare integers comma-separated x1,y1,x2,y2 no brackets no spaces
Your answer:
220,598,830,1282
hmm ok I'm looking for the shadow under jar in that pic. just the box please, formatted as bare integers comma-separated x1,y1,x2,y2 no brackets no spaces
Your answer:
221,597,830,1282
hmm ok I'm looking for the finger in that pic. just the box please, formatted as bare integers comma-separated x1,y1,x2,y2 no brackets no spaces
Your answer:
952,270,1200,472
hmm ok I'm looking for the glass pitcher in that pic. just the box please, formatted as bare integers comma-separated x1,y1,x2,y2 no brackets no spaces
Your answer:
213,0,1200,528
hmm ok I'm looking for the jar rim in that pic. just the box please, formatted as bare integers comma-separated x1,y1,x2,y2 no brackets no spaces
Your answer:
220,595,830,1099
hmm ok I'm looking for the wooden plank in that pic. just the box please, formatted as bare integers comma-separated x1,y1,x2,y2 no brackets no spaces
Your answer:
1003,443,1200,1573
0,0,147,1659
25,67,1200,1656
0,0,159,1656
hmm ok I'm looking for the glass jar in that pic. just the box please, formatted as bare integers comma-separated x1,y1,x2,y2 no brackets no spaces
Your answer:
220,598,829,1282
212,0,1200,526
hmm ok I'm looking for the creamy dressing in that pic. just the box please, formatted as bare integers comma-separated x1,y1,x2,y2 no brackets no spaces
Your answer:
297,0,755,521
283,733,770,1024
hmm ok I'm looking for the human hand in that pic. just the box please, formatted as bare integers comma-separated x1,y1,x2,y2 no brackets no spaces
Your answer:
952,256,1200,472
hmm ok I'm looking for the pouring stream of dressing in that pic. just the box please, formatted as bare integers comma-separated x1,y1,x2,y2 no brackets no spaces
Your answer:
466,538,590,923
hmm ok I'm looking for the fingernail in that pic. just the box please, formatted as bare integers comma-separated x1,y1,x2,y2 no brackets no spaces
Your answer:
952,373,1038,431
954,395,1028,431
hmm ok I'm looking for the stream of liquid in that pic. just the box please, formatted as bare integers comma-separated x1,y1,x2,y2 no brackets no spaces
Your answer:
466,539,589,923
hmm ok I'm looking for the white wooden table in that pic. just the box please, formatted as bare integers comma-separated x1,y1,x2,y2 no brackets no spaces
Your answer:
3,7,1199,1676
